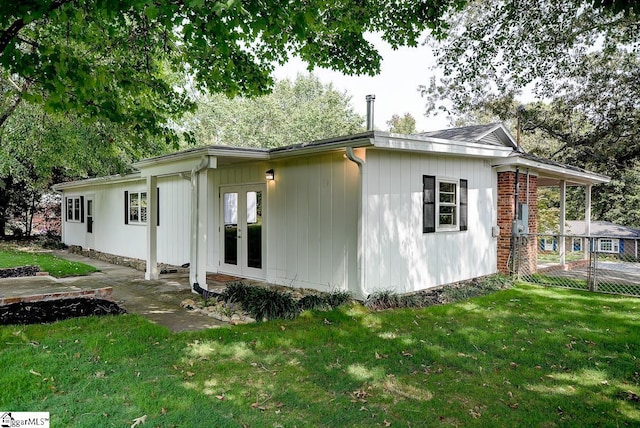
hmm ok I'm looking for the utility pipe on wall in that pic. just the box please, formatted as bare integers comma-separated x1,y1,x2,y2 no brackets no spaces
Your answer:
184,157,209,292
345,146,367,299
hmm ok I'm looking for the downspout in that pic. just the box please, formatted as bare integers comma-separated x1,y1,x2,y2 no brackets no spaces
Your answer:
182,157,209,295
346,147,366,299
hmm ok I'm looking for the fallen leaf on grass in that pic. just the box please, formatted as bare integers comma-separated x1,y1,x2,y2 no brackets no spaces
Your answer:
469,407,482,419
280,325,286,331
215,395,225,400
383,420,392,426
29,369,41,376
130,414,147,427
250,402,266,411
375,352,388,359
402,351,413,357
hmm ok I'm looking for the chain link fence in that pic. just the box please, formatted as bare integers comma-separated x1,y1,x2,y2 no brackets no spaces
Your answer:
513,234,640,297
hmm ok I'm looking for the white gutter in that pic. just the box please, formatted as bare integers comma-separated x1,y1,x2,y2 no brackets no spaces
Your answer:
187,156,209,291
345,147,367,299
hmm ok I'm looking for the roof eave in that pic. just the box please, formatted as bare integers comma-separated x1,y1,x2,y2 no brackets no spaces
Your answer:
52,172,143,191
493,156,610,185
374,132,515,158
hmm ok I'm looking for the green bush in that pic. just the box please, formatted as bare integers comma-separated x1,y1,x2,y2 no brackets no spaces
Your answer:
242,287,299,321
298,294,328,311
365,275,513,310
221,284,353,321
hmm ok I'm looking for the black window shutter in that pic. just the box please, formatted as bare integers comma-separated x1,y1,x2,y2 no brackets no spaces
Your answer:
80,196,85,223
124,191,129,224
423,175,436,233
460,179,468,231
157,187,160,226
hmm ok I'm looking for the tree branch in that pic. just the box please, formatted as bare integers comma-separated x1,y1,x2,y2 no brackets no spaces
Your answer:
0,0,73,55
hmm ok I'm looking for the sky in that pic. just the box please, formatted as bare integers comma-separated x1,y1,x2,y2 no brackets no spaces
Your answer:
272,34,451,133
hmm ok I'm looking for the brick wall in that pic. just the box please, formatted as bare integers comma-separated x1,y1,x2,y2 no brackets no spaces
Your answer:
496,171,538,274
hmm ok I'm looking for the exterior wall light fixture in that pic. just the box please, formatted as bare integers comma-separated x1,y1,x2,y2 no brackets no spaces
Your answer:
265,169,275,181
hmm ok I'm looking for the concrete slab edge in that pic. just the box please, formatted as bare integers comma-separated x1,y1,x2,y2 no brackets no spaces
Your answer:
0,287,114,306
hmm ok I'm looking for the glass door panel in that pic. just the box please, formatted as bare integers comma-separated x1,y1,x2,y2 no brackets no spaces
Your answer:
220,185,265,278
223,192,238,265
246,191,262,269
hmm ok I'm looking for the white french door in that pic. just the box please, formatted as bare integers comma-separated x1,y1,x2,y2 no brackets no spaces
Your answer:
219,185,266,279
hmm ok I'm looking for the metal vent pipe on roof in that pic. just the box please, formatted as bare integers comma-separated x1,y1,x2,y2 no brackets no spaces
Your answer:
366,94,375,131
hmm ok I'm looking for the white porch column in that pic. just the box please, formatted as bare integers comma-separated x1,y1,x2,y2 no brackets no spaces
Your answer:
559,180,566,266
145,175,158,280
585,184,592,258
196,169,209,290
188,156,213,290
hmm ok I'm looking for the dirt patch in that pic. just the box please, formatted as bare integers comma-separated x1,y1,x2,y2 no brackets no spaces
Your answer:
0,265,40,278
0,298,126,325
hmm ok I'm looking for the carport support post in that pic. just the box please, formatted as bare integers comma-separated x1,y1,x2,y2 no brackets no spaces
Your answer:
145,175,159,280
585,184,592,260
559,180,566,267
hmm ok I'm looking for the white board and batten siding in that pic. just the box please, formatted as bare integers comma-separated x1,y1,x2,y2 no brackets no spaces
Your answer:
207,154,359,293
61,176,191,266
265,153,359,293
362,149,497,296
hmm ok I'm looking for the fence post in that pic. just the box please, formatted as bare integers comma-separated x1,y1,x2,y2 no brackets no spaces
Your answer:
587,237,597,292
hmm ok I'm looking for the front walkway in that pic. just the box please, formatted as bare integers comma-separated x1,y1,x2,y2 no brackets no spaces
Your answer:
0,251,226,332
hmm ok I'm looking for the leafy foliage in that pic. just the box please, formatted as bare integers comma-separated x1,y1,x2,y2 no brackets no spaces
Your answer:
185,74,364,148
1,0,466,143
386,113,417,134
423,1,640,226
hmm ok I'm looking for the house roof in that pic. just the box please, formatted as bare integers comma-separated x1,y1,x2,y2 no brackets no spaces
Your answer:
419,123,517,148
565,221,640,238
53,123,609,190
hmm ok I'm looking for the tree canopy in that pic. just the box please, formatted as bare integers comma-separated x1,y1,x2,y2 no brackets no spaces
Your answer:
1,0,467,145
422,0,640,226
387,113,417,134
185,74,363,149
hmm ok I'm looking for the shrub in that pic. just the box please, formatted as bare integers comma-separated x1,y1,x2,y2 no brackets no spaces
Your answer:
324,290,352,308
242,287,299,321
298,294,328,311
221,282,252,303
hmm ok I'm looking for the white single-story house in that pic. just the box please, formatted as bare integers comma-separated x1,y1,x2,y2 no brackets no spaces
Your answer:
541,220,640,259
53,123,608,299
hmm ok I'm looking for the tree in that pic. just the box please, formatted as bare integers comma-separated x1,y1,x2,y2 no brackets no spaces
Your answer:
185,74,364,149
1,0,466,146
0,96,166,236
421,0,640,226
387,113,417,134
422,0,639,119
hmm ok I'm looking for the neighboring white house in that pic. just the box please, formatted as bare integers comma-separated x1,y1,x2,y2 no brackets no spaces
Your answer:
53,123,608,299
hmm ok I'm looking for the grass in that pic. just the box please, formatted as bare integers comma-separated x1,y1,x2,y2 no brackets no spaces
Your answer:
1,284,640,427
0,248,97,278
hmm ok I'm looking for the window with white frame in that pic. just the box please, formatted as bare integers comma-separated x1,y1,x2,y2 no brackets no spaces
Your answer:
128,191,147,224
572,238,583,252
597,238,619,253
423,176,468,233
65,196,83,222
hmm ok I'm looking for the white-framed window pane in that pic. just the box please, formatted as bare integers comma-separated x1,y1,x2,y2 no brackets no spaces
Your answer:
140,192,147,222
67,199,73,221
439,206,456,226
439,182,456,204
129,193,139,222
74,198,80,221
437,180,458,228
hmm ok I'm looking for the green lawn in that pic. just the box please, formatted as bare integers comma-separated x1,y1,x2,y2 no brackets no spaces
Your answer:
1,284,639,427
0,248,97,277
